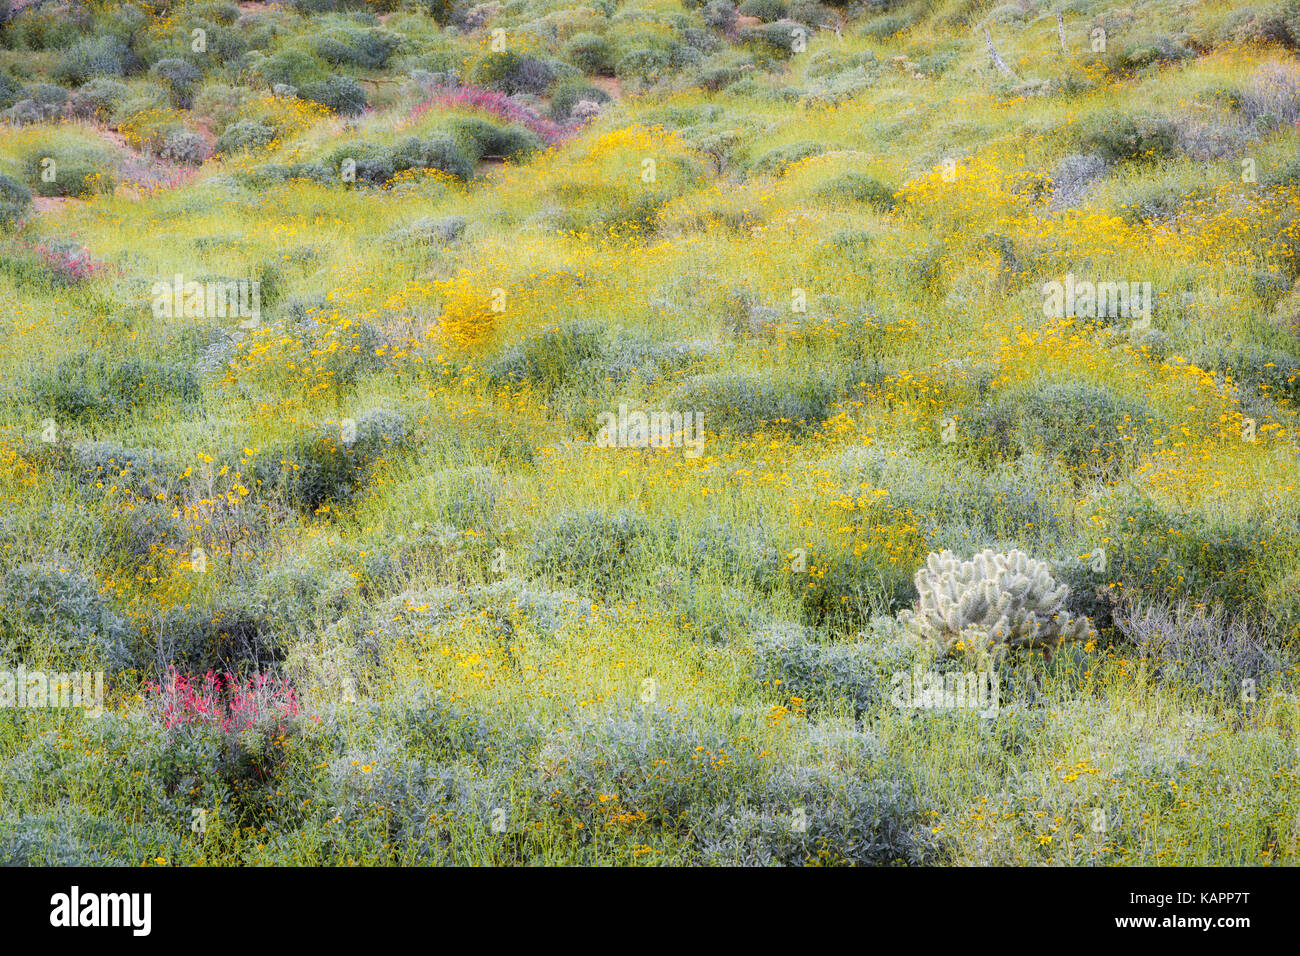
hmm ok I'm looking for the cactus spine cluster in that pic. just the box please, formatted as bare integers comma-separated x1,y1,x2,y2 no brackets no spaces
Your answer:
898,549,1094,656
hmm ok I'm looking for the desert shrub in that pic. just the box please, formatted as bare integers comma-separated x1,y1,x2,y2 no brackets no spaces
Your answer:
1230,1,1300,50
314,27,400,69
7,9,78,50
878,468,1068,555
1195,342,1300,409
192,83,252,128
751,623,881,717
0,73,20,110
702,0,738,29
150,57,202,108
255,47,326,89
469,51,556,94
675,371,838,436
421,466,499,530
214,119,277,155
1241,61,1300,128
1102,35,1193,76
147,604,283,674
1081,113,1178,164
26,353,200,422
694,760,936,865
391,214,469,245
0,812,134,866
389,134,473,180
15,81,69,116
299,76,367,115
1107,501,1281,613
1019,382,1152,476
527,509,652,597
1115,182,1189,224
797,545,917,630
897,549,1095,658
737,21,804,57
0,174,31,231
962,382,1153,481
0,561,129,667
540,711,758,834
97,500,185,570
815,171,896,210
250,409,409,513
327,135,473,183
447,116,542,161
68,77,128,120
105,356,203,414
487,322,607,393
749,139,827,176
564,32,613,74
615,47,672,85
159,129,211,165
738,0,786,19
56,36,131,86
862,13,913,39
549,80,611,120
20,145,111,198
70,442,186,502
1113,598,1282,700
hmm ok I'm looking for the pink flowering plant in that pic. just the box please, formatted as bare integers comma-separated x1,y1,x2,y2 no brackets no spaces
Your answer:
411,85,572,147
26,239,105,285
147,668,306,812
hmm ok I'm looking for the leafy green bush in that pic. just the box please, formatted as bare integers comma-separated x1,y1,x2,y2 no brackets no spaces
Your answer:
468,52,556,94
314,27,400,69
815,171,896,210
56,36,131,86
527,510,652,597
215,119,276,155
68,78,128,120
564,32,613,74
299,75,367,115
749,139,828,176
447,116,542,162
21,144,113,198
0,174,31,231
250,409,409,513
0,561,129,667
1082,113,1179,164
675,371,839,436
1106,500,1282,613
751,623,882,717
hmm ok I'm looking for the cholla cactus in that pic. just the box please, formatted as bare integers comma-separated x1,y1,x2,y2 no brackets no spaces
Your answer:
898,549,1094,657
